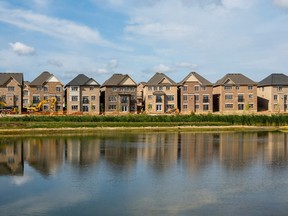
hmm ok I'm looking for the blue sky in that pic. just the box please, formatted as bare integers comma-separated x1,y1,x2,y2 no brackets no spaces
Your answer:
0,0,288,84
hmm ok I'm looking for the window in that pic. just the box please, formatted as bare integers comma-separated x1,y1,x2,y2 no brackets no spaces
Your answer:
1,96,6,102
183,95,188,101
8,86,15,91
56,96,61,102
90,86,94,91
44,96,48,100
23,90,29,96
278,86,283,91
91,96,96,101
43,105,49,111
159,86,163,91
154,86,158,91
23,99,29,104
167,95,174,101
109,105,116,110
249,94,253,99
112,87,117,91
121,96,128,103
183,104,188,109
225,94,233,100
83,105,89,112
194,86,199,91
148,95,152,99
183,86,188,91
238,94,244,102
71,87,78,91
108,96,117,102
203,104,209,111
72,96,78,101
203,95,209,103
224,86,232,90
56,86,61,92
83,96,89,104
195,105,199,110
130,87,135,92
236,86,240,90
238,104,244,110
33,96,40,104
148,86,152,91
43,86,48,92
249,104,254,109
122,105,128,112
72,105,78,111
248,86,253,90
91,105,96,110
156,105,162,111
195,95,199,101
166,85,170,90
225,104,233,109
167,104,174,109
14,95,19,102
156,95,162,103
131,106,136,111
274,95,278,101
201,86,206,91
37,86,42,91
56,105,61,111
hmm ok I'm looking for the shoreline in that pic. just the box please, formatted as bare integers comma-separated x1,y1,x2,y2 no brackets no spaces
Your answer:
0,125,286,137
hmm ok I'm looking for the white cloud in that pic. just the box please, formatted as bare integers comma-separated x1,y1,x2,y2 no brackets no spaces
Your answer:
9,42,36,56
175,62,198,69
274,0,288,8
96,68,109,74
32,0,51,8
13,175,33,186
0,5,113,47
152,64,173,73
107,59,118,69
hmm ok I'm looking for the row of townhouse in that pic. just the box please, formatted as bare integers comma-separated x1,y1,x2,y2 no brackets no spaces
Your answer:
1,71,288,115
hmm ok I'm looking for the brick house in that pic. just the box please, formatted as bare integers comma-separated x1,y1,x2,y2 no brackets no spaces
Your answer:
179,72,213,114
143,72,178,114
29,71,64,113
23,81,31,109
213,73,257,113
0,73,23,113
65,74,100,115
101,74,137,114
257,73,288,113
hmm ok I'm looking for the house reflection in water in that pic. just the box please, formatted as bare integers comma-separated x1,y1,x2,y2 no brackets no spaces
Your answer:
1,132,288,177
0,140,23,176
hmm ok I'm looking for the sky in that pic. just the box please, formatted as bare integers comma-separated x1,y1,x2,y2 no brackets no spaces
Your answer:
0,0,288,85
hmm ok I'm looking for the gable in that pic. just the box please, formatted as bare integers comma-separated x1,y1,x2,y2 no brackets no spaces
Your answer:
87,80,98,85
159,77,172,85
121,77,136,85
224,78,235,85
186,74,200,83
47,75,60,83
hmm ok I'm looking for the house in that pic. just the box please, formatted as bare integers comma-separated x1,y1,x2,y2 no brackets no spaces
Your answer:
29,71,64,113
143,72,178,114
65,74,101,115
101,74,137,114
179,72,213,114
257,73,288,113
0,73,24,113
137,82,146,113
213,73,257,113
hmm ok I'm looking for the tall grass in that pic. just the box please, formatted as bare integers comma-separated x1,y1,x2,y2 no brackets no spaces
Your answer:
1,114,288,126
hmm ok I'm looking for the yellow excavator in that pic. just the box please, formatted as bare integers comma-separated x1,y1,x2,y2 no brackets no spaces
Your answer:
0,101,18,114
27,97,57,112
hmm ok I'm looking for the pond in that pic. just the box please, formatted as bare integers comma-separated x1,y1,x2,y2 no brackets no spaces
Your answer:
0,131,288,216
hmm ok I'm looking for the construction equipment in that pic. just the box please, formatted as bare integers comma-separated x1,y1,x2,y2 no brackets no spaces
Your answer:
27,97,57,112
0,101,18,114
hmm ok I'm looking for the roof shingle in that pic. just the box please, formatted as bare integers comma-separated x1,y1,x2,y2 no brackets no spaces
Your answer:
0,73,23,86
66,74,100,86
179,72,212,85
145,72,177,86
102,74,136,86
258,73,288,87
214,73,256,86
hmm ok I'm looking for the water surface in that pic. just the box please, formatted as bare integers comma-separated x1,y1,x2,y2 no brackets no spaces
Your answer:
1,131,288,216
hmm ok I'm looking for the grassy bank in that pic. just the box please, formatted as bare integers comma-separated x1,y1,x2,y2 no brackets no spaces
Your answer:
1,114,288,126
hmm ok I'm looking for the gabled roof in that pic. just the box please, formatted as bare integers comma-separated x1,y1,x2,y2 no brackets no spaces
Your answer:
30,71,62,86
102,74,137,86
180,72,212,86
214,73,256,86
258,73,288,87
65,74,100,87
0,73,23,86
145,72,177,86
